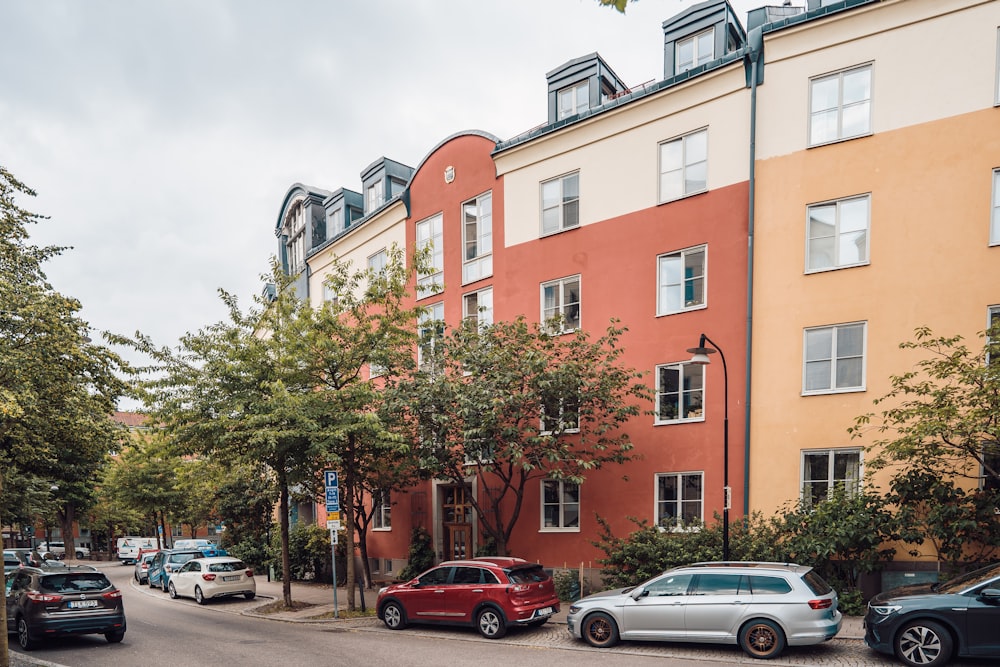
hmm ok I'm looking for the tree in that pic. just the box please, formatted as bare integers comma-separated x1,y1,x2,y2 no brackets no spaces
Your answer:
596,0,631,13
391,316,650,556
104,433,184,548
851,324,1000,567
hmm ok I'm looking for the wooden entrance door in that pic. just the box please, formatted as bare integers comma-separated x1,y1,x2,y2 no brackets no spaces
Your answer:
441,484,473,560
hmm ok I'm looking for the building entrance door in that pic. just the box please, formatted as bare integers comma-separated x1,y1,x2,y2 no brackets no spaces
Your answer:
441,484,473,560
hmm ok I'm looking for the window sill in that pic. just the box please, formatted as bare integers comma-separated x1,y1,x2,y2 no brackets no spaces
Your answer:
658,187,708,206
807,130,873,149
538,527,581,533
805,260,870,275
654,416,705,426
539,224,581,239
657,304,707,318
372,527,391,532
801,386,866,396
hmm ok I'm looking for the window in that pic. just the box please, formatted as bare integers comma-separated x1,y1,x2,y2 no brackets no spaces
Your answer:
983,446,1000,492
367,180,384,212
988,305,1000,365
657,245,706,315
991,169,1000,246
463,192,493,284
418,301,444,370
692,573,742,595
541,172,580,235
541,479,579,530
675,29,714,74
283,202,307,274
655,362,704,423
806,195,870,272
372,490,391,530
328,207,345,238
996,28,1000,106
541,276,581,333
558,81,589,119
540,392,579,434
803,322,866,394
463,288,493,328
801,448,861,506
416,214,443,298
659,129,707,202
368,249,388,275
809,64,872,146
656,472,703,528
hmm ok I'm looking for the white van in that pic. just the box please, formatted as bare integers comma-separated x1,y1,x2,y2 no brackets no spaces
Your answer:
117,536,158,564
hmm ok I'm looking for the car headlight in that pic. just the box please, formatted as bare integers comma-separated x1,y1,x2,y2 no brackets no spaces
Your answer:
568,605,581,615
868,603,902,617
378,586,388,596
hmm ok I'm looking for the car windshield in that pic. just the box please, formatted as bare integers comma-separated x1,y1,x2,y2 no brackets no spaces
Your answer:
507,565,549,584
208,561,246,573
41,573,111,593
937,563,1000,594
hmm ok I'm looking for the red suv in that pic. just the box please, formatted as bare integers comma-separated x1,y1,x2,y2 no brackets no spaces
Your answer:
377,556,559,639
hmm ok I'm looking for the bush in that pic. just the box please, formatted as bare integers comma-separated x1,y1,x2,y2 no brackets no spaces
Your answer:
267,523,346,584
397,526,434,581
554,569,590,602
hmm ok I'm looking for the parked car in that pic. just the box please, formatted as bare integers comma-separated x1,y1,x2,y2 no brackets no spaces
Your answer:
5,549,67,570
566,561,842,660
172,539,217,550
864,562,1000,667
167,557,255,604
3,550,22,575
376,556,560,639
4,565,126,650
133,551,159,585
35,541,90,559
117,536,158,565
148,547,227,592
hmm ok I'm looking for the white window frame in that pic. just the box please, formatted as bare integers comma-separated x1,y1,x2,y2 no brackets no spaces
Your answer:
655,362,705,424
322,281,338,306
462,192,493,284
540,172,580,236
367,179,384,213
801,448,862,506
418,301,444,370
802,322,867,395
806,194,870,273
463,287,493,329
416,214,444,298
659,129,708,202
540,479,580,531
988,305,1000,365
657,245,707,315
328,207,345,238
655,472,704,529
995,27,1000,106
541,275,581,334
540,393,580,435
675,28,714,74
557,81,589,119
809,63,873,147
991,169,1000,246
372,490,391,530
368,248,388,275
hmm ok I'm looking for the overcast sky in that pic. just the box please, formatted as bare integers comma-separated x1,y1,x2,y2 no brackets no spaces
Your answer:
2,0,767,409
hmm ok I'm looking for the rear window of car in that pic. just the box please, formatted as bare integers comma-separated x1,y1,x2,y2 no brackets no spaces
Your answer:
168,552,200,564
208,561,247,573
506,565,550,584
801,570,832,595
41,573,111,593
749,575,793,595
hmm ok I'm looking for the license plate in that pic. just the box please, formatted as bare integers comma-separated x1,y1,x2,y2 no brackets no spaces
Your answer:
68,600,98,609
534,607,553,617
223,575,240,581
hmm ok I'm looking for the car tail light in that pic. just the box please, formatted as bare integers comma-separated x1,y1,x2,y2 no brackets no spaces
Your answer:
26,591,62,603
509,584,531,593
808,598,833,610
245,570,254,578
202,574,217,581
102,590,122,600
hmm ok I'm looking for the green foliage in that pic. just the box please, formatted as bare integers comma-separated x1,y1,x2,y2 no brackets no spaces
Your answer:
390,316,651,555
398,526,434,581
554,569,590,601
267,523,346,584
474,534,497,557
595,0,630,13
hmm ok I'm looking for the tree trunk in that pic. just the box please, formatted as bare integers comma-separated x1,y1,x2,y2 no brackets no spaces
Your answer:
58,504,76,560
278,475,292,607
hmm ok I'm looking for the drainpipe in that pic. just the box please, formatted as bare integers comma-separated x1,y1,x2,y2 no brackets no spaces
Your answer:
743,27,764,522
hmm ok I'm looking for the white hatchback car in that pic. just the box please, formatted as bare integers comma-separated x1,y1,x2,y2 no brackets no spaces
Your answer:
167,556,256,604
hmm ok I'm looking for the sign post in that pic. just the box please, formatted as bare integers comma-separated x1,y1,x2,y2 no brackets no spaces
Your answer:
325,470,340,619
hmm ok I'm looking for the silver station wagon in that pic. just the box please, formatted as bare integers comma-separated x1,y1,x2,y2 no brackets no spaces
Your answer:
566,561,842,659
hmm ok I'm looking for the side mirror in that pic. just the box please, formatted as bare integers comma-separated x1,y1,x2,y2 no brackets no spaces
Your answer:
630,586,648,600
979,588,1000,601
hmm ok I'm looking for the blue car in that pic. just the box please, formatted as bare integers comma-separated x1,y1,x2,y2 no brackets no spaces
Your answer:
148,547,227,592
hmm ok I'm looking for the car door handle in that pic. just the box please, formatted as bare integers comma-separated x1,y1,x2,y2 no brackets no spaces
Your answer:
434,589,445,594
472,589,484,593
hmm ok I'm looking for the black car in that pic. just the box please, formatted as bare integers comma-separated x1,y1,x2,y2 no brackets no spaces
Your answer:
864,562,1000,667
5,565,126,650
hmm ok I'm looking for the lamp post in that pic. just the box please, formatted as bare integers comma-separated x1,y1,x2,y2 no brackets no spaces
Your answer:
687,333,730,562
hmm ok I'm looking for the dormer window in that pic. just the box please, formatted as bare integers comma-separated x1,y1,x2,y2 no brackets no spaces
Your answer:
283,202,307,275
328,207,344,238
367,180,385,213
675,28,714,74
558,81,590,119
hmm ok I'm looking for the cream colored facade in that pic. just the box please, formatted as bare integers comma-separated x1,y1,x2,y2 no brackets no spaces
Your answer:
750,0,1000,530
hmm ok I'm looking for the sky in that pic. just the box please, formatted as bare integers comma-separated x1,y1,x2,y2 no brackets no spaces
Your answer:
1,0,767,409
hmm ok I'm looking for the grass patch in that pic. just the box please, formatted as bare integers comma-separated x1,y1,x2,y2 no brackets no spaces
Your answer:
253,599,318,615
307,608,377,620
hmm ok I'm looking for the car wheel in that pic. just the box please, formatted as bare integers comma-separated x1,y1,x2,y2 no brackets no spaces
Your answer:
582,611,620,648
134,571,139,582
476,607,507,639
381,600,407,630
195,586,207,605
76,550,84,558
244,591,255,600
105,630,125,644
17,617,37,651
739,619,786,659
168,582,178,599
895,620,953,667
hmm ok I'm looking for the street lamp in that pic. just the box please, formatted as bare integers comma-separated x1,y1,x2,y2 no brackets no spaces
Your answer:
687,333,730,562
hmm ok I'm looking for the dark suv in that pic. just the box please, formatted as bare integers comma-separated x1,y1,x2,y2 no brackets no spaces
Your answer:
5,565,126,649
376,556,560,639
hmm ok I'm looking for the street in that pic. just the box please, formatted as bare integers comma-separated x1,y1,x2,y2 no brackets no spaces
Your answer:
5,562,993,667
